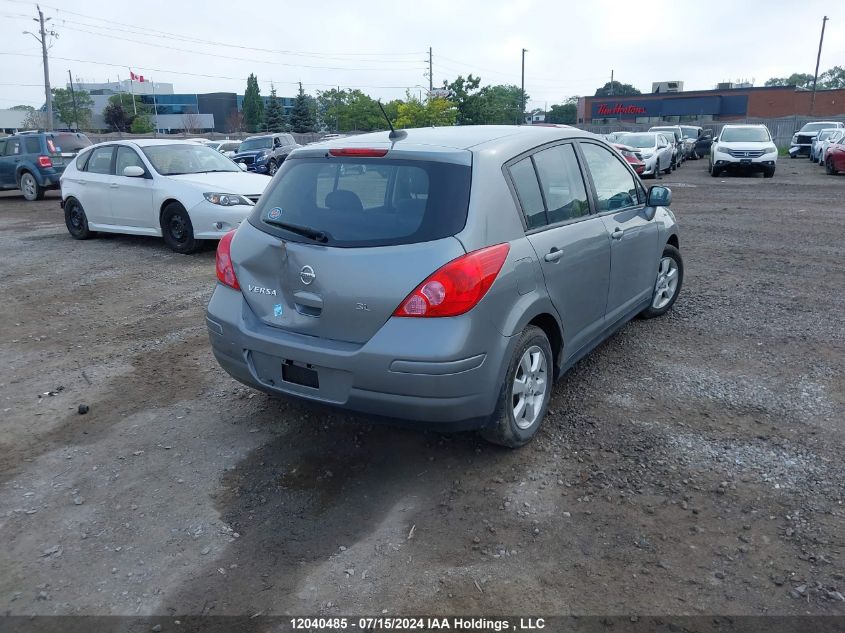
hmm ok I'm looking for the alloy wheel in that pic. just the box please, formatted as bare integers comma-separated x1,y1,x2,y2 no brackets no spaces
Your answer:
652,256,679,309
21,173,36,200
512,345,548,430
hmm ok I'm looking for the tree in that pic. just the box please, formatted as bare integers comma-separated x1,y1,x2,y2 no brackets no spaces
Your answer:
476,84,526,125
130,115,154,134
10,104,35,111
289,83,316,133
51,87,94,130
818,66,845,90
764,73,814,89
594,81,641,97
181,112,202,134
546,96,578,125
395,94,457,129
103,101,131,132
265,84,286,132
443,74,484,125
22,109,47,129
225,109,244,134
242,73,264,133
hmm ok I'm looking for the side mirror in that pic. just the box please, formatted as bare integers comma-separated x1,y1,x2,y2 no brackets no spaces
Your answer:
647,185,671,209
238,162,248,171
122,165,145,178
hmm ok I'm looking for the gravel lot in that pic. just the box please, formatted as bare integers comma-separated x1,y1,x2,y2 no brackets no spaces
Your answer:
0,157,843,619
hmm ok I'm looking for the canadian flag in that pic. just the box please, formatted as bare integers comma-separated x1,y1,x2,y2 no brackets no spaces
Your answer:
129,71,145,83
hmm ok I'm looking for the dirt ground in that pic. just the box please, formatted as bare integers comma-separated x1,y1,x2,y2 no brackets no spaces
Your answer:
0,157,843,621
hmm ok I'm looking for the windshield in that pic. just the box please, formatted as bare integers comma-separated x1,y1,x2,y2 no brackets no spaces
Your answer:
141,143,240,175
622,133,658,149
250,157,471,247
239,137,273,151
816,130,833,141
47,132,92,153
680,126,700,138
720,127,771,143
799,123,836,133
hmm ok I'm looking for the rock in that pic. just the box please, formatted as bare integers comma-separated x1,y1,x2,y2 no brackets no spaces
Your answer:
715,571,726,579
73,497,84,505
827,591,845,602
78,404,89,415
794,584,807,595
201,547,211,556
562,512,571,518
472,536,481,544
152,625,163,632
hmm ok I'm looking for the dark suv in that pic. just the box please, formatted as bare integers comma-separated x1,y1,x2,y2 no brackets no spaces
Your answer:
0,131,92,201
232,133,299,176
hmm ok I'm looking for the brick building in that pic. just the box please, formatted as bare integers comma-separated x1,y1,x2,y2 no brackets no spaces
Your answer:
578,86,845,125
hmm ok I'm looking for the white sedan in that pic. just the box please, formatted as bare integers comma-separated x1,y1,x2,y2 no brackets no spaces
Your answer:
60,139,270,254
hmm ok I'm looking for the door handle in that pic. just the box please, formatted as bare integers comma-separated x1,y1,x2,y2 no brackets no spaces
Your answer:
611,228,625,240
544,247,564,263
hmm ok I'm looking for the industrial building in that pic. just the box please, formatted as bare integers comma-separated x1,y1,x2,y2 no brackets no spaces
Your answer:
578,84,845,125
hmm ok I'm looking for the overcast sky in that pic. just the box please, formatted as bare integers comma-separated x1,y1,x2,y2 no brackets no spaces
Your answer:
1,0,844,110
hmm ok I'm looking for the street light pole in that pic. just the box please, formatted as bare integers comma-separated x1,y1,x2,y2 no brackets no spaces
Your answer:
521,48,527,125
810,15,828,115
68,69,79,131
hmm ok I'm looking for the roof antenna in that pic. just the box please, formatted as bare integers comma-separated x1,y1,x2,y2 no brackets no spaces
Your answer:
378,100,407,140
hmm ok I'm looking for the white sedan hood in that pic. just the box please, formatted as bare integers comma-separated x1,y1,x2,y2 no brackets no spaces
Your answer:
168,171,269,195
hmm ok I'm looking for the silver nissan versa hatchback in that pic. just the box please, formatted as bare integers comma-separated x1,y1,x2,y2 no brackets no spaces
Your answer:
207,125,682,447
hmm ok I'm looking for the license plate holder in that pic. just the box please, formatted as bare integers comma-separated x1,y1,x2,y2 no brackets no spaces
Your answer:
281,361,319,388
740,158,752,164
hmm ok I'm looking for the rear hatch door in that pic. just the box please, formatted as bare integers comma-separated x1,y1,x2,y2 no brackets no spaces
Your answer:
232,149,473,344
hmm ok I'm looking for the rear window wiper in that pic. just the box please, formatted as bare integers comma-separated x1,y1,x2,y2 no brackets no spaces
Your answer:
264,218,329,243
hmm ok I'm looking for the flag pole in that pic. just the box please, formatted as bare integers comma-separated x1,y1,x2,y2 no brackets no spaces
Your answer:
128,70,137,115
152,79,159,136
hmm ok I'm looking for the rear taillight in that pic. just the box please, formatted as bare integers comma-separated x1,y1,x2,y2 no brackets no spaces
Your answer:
328,148,388,157
393,243,510,318
38,155,52,168
216,230,240,290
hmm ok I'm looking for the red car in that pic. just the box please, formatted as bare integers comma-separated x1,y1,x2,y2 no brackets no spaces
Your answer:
613,143,645,175
824,138,845,175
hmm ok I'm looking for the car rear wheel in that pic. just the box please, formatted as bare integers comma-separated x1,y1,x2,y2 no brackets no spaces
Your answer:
64,198,94,239
481,325,553,448
641,244,683,319
161,203,199,254
20,172,44,201
827,158,839,175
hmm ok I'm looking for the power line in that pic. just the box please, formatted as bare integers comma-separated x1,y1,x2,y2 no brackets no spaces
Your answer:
1,0,426,60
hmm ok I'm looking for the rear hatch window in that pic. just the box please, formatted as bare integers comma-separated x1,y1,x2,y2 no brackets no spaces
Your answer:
47,133,92,154
249,157,472,248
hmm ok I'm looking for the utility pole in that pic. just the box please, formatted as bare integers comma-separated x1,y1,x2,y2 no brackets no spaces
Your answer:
610,69,614,96
521,48,527,125
810,15,828,115
428,47,433,94
24,5,55,130
67,69,79,131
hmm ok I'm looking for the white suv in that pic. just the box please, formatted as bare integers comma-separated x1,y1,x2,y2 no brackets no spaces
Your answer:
709,124,778,178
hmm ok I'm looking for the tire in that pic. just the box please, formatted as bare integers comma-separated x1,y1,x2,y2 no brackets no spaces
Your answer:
789,154,796,159
267,159,278,176
710,163,721,177
161,202,199,254
64,198,94,239
763,168,775,178
20,171,44,201
481,325,553,448
827,158,838,175
640,244,683,319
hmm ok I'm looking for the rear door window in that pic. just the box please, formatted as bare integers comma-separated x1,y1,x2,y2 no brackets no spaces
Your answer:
532,144,590,223
86,146,115,175
49,133,92,153
251,158,471,247
5,139,23,155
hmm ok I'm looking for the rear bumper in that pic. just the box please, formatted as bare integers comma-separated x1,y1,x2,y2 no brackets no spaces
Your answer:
206,284,514,427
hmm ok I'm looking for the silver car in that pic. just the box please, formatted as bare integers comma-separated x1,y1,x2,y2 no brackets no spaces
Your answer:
619,132,674,179
207,126,682,447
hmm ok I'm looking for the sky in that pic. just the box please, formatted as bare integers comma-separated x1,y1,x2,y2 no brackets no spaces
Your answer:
1,0,844,111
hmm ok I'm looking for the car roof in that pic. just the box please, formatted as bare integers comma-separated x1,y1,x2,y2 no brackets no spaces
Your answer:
307,125,592,151
721,123,768,128
87,139,210,148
